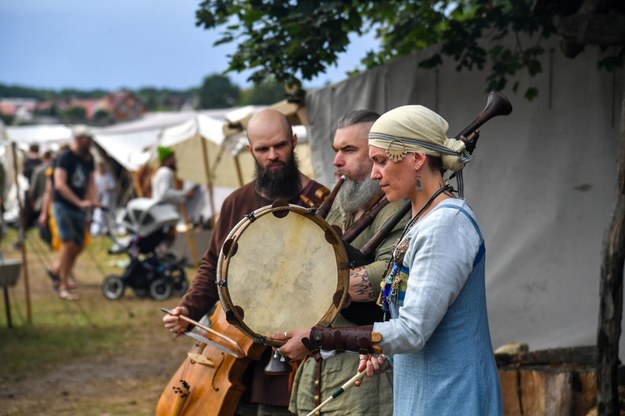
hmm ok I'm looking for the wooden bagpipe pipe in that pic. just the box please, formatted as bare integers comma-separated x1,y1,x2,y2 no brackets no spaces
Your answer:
323,91,513,325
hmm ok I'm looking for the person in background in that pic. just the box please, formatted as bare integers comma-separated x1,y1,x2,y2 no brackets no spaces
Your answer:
279,105,503,415
162,109,330,416
39,145,70,249
0,158,5,238
48,125,99,300
22,143,42,185
151,146,196,205
90,160,116,236
28,150,54,226
14,143,43,249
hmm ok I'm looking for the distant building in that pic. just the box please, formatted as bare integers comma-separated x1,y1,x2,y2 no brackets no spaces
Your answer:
0,90,146,126
0,98,37,123
103,90,144,121
63,91,144,123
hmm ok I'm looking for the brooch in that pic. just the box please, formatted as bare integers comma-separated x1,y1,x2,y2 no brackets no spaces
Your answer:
385,139,408,162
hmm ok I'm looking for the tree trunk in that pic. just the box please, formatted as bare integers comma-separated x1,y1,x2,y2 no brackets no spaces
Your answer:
597,89,625,415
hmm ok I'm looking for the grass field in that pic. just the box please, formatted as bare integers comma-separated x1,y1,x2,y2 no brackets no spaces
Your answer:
0,227,193,416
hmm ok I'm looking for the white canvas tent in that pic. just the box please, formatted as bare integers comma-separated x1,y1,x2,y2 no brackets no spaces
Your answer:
92,109,253,177
157,110,257,189
4,124,72,150
2,104,316,222
93,108,261,222
304,38,625,356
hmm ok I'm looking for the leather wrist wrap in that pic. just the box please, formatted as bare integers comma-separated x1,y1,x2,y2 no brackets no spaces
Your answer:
310,325,374,354
301,337,322,361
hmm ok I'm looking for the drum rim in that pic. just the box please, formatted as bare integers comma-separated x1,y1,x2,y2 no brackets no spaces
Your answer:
217,203,349,347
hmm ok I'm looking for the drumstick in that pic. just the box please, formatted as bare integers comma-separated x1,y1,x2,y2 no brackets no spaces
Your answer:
161,308,245,358
305,371,366,416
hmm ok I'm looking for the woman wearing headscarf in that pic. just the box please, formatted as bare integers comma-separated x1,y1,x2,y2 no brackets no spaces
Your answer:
278,105,503,415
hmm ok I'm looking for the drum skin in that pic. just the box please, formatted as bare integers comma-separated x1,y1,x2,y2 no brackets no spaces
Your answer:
217,203,349,347
155,203,348,416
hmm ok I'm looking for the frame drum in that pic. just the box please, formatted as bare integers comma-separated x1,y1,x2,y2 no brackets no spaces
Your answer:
217,201,349,347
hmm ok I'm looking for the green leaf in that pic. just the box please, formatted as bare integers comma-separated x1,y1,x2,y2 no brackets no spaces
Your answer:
192,0,621,101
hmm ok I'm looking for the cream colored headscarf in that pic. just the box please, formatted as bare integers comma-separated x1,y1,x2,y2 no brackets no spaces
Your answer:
368,105,469,172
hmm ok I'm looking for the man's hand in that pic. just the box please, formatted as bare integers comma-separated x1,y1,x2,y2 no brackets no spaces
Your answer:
270,328,312,361
349,267,375,302
163,306,190,335
38,211,48,227
78,199,96,210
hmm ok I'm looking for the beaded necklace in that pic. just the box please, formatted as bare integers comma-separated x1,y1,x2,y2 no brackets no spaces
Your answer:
380,184,453,313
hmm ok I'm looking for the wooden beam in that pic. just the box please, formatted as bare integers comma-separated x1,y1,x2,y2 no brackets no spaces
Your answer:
496,346,597,367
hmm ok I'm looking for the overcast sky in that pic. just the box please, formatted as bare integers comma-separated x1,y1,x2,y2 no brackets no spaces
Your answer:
0,0,377,91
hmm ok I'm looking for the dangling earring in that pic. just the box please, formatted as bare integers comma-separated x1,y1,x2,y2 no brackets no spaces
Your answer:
415,175,424,192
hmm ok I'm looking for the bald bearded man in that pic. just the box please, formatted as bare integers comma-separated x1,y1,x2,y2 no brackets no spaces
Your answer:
162,109,329,415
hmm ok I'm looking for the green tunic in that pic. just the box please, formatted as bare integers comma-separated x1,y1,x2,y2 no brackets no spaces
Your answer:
289,197,409,415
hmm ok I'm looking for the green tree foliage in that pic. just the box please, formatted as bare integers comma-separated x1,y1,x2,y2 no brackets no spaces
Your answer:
56,88,107,100
92,109,113,125
0,83,107,101
136,87,197,111
0,84,50,100
199,73,240,108
60,106,87,123
0,113,15,125
196,0,624,99
242,77,286,105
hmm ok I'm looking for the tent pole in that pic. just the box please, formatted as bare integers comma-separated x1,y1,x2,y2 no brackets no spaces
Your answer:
131,170,144,197
233,154,244,187
10,142,32,325
178,202,199,268
199,134,217,227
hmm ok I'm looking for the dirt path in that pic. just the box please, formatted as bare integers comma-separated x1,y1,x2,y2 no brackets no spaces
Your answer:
0,238,194,416
1,328,190,416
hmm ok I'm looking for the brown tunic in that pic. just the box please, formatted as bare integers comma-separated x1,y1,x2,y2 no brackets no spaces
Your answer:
179,179,329,407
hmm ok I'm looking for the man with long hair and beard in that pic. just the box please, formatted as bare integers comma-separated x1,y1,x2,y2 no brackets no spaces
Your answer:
162,109,329,416
284,110,409,416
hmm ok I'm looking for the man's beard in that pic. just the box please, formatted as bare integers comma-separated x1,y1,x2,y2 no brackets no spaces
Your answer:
78,143,91,158
254,152,302,201
336,176,379,218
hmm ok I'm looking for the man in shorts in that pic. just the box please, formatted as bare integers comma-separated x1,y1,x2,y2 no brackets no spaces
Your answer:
50,125,99,300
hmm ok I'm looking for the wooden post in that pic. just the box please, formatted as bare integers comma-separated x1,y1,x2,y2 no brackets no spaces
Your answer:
596,93,625,415
3,286,12,328
10,142,32,325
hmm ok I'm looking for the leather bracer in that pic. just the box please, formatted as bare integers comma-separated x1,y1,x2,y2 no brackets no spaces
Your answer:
309,325,375,354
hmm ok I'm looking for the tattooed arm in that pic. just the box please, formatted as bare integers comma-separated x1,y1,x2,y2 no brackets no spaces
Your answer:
349,266,375,302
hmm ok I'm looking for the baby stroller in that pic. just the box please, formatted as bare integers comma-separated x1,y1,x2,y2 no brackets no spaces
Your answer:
101,198,189,301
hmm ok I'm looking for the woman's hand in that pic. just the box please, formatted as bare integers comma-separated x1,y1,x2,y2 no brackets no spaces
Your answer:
356,353,390,383
270,328,312,361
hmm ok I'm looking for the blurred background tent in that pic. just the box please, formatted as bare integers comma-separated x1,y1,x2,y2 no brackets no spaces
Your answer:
1,104,317,227
1,124,73,226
